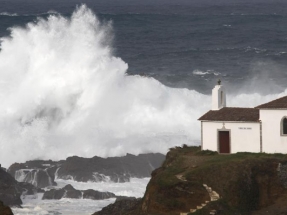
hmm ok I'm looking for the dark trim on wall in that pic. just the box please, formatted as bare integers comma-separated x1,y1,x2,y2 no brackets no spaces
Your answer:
280,116,287,136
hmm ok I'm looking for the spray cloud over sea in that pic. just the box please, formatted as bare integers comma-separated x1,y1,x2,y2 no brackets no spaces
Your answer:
0,5,286,167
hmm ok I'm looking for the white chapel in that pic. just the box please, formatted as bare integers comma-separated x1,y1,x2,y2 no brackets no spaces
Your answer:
198,80,287,154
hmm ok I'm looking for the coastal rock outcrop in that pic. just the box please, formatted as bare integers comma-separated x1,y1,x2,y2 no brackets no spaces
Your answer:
8,160,59,188
0,164,44,207
94,146,287,215
8,153,165,186
56,153,165,183
82,189,115,200
93,197,142,215
0,167,22,207
42,184,116,200
18,182,44,195
0,200,14,215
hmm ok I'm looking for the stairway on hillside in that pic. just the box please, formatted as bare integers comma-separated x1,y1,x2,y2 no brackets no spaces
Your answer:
176,174,220,215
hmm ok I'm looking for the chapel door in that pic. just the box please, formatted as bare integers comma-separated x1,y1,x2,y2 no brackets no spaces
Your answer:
219,131,230,154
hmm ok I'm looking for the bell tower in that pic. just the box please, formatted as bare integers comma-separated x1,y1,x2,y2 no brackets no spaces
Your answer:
212,79,226,110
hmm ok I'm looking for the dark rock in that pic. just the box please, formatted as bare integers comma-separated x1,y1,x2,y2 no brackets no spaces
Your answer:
139,147,287,215
0,164,50,207
18,182,44,195
83,189,115,200
115,196,137,201
1,165,7,172
93,197,141,215
93,147,287,215
8,162,57,188
42,184,82,200
42,184,116,200
56,153,165,183
42,188,65,200
36,169,57,188
8,160,60,188
8,153,165,186
0,200,14,215
62,184,82,199
15,169,55,188
7,163,27,178
0,167,22,206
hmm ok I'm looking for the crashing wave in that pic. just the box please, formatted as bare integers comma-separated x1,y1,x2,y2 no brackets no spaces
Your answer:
0,5,285,168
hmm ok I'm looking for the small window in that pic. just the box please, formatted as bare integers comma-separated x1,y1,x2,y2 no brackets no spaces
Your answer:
283,118,287,135
220,91,223,105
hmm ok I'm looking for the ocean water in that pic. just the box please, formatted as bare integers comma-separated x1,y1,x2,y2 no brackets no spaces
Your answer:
0,0,287,167
1,0,287,93
12,178,150,215
1,0,287,213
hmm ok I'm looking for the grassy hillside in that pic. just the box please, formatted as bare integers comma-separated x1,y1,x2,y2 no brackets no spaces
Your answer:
96,146,287,215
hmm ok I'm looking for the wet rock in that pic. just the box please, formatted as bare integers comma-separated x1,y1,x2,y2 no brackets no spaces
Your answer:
0,167,22,206
83,189,115,200
56,153,165,183
0,200,14,215
42,188,66,200
8,153,165,186
42,184,82,200
8,160,59,189
93,197,141,215
19,182,44,195
61,184,82,199
42,184,115,200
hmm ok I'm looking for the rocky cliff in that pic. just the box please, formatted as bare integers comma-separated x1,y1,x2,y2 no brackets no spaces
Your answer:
94,146,287,215
8,160,59,188
0,166,42,207
0,167,23,207
0,200,13,215
42,184,116,200
8,153,165,187
56,153,165,182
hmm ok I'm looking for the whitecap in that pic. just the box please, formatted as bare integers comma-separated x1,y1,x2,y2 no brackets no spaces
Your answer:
192,70,210,75
0,12,18,16
0,5,286,168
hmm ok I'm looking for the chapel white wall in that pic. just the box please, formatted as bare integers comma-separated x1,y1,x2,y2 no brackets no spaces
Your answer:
202,121,261,153
260,109,287,153
212,84,226,110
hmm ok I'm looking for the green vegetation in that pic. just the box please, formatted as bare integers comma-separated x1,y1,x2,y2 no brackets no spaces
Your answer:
188,199,238,215
145,145,287,215
156,156,185,188
95,145,287,215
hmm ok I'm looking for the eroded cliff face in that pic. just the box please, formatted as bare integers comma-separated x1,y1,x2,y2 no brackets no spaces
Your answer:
0,167,22,207
8,153,165,186
95,146,287,215
0,200,13,215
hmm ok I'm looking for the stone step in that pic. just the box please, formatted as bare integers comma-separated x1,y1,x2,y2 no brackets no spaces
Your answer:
210,209,217,215
180,184,220,215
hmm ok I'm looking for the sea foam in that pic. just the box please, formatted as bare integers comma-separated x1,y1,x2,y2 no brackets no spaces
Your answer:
12,178,149,215
0,12,18,16
0,5,285,167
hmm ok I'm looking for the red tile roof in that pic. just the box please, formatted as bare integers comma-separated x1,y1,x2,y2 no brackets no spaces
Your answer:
198,107,259,122
256,95,287,109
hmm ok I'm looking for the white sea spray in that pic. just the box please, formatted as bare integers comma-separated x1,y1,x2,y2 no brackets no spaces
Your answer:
0,5,285,168
12,178,149,215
